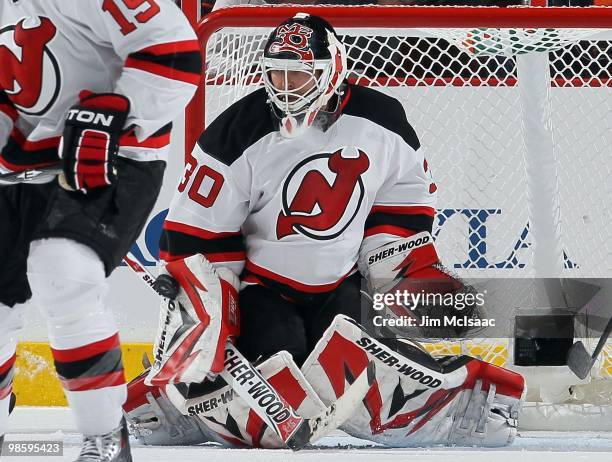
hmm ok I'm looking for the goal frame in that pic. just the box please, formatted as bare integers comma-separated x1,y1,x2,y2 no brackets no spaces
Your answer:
184,5,612,154
181,4,612,430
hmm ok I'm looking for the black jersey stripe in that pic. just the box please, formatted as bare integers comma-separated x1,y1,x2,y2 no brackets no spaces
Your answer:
365,212,434,235
160,228,245,258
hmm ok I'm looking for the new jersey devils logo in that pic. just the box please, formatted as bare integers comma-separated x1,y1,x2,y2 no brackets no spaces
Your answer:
277,149,370,240
0,17,60,115
268,23,315,61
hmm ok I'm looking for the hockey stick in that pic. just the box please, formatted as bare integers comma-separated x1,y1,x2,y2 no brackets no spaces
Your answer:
122,251,375,450
0,165,62,185
567,315,612,380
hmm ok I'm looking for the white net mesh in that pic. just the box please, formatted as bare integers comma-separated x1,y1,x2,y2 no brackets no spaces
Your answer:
195,6,612,425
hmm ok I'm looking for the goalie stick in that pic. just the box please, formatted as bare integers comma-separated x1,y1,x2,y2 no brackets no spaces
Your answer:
567,315,612,380
122,251,375,450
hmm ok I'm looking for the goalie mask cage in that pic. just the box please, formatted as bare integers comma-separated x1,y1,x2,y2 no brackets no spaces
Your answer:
185,5,612,431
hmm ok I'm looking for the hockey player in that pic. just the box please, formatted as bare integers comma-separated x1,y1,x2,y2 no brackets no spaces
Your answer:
0,1,201,460
128,13,524,448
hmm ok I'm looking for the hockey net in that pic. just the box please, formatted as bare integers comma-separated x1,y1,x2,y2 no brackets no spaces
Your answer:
187,5,612,430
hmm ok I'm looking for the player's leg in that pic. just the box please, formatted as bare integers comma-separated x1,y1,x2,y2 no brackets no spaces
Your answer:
237,284,310,365
26,159,164,459
302,315,525,447
0,304,22,438
0,183,54,437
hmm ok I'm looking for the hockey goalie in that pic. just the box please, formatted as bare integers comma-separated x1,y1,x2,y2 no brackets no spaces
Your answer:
124,13,525,449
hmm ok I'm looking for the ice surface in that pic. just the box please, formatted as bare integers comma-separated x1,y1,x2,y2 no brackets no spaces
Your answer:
5,407,612,461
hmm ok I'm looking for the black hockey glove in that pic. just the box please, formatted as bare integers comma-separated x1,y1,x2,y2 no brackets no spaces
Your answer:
59,91,129,193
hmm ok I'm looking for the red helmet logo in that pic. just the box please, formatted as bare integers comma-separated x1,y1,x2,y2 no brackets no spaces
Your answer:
268,23,315,62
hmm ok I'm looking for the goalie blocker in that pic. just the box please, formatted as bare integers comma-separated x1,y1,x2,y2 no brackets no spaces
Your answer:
126,315,524,448
145,254,240,386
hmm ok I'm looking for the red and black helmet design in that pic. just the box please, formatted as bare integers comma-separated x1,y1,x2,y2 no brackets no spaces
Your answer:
261,13,348,138
264,15,336,62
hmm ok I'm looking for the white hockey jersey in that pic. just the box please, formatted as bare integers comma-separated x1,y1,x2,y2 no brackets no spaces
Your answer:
162,85,437,296
0,0,201,173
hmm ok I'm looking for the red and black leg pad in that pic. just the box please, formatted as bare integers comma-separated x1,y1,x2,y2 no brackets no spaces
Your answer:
51,333,126,392
60,91,130,193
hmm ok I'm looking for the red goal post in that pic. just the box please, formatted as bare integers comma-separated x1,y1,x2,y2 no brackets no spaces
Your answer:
184,5,612,430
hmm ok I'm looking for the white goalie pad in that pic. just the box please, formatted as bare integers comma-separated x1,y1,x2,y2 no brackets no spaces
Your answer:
123,369,217,446
146,254,240,386
165,350,327,449
301,315,525,447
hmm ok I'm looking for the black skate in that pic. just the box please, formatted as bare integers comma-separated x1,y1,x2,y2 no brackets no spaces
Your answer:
74,417,132,462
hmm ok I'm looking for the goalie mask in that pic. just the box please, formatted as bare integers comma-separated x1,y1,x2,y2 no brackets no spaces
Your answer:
262,13,348,138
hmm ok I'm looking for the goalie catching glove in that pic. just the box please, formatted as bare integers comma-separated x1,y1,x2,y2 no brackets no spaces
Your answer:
145,254,240,386
361,231,484,338
59,91,129,193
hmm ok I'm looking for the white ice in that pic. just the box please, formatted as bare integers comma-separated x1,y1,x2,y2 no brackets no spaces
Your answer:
4,407,612,461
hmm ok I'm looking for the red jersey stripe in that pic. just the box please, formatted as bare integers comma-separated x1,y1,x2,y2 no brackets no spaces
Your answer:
245,260,355,294
160,251,246,264
60,370,126,392
10,128,61,151
205,251,246,263
51,333,121,363
120,130,171,149
125,58,201,86
163,220,241,240
370,205,436,216
136,40,201,56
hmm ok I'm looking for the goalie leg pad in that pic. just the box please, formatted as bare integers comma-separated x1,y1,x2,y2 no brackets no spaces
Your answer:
301,315,525,447
123,370,216,446
164,351,326,449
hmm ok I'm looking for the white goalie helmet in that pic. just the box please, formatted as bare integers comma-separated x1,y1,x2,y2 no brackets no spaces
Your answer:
261,13,348,138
